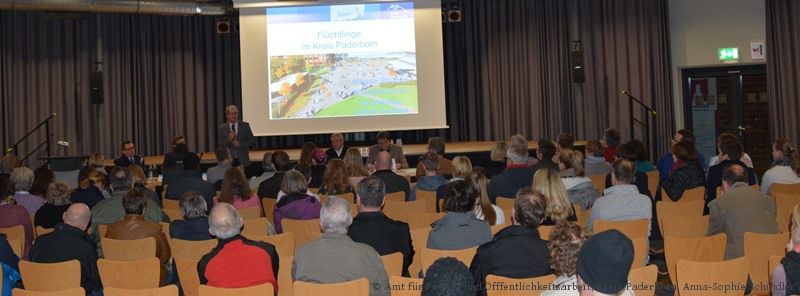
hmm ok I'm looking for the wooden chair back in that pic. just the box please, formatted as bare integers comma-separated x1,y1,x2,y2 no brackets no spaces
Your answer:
385,191,406,203
389,276,422,296
8,238,23,259
384,200,426,224
743,232,790,295
656,199,705,235
242,217,271,237
162,209,183,222
105,285,179,296
632,236,648,268
420,247,478,274
495,197,515,225
162,199,180,211
174,256,201,296
0,225,25,256
408,228,430,277
381,252,404,277
247,232,296,257
279,256,294,296
281,218,321,248
262,198,277,224
484,274,556,296
775,192,800,233
594,219,650,240
664,233,727,285
34,226,54,238
198,283,274,296
769,255,783,287
538,225,554,241
573,206,591,228
160,222,170,241
97,224,108,239
19,260,81,291
645,171,658,199
628,265,658,296
238,207,263,221
101,237,156,261
11,288,84,296
662,215,709,238
414,190,437,213
169,239,216,261
293,278,369,296
662,186,706,203
588,174,606,194
676,257,749,296
97,258,161,289
770,183,800,199
407,212,444,230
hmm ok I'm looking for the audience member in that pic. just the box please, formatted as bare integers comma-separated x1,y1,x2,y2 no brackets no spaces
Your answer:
318,159,354,197
603,128,621,163
70,169,106,208
308,148,327,188
410,152,448,201
587,159,651,237
165,153,214,207
435,156,473,211
293,196,389,296
87,153,107,176
705,137,757,210
707,133,755,168
485,142,508,178
273,170,321,233
207,147,233,185
415,137,453,178
28,166,55,197
510,134,538,166
217,105,255,166
556,133,575,151
469,171,504,226
0,153,19,174
0,233,20,296
533,168,577,224
422,257,476,296
11,166,43,216
295,142,317,177
128,165,162,207
541,222,591,296
576,230,635,296
170,191,212,241
371,151,411,200
488,145,534,203
215,168,262,211
0,178,34,259
707,164,779,259
761,138,800,195
105,189,171,281
348,177,415,277
162,136,189,168
428,180,492,250
771,204,799,296
656,129,707,181
469,187,551,296
558,149,600,210
531,139,559,174
30,203,101,295
660,140,705,201
367,131,408,169
91,167,165,236
258,150,292,198
584,140,611,177
199,203,278,291
603,143,651,197
249,152,275,190
344,147,370,178
34,181,71,228
325,133,349,160
114,140,145,167
627,139,655,173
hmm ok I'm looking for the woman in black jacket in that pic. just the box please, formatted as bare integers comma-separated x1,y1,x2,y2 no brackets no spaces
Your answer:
661,140,706,201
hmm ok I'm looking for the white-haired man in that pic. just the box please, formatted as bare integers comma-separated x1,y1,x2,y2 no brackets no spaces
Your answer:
217,105,255,166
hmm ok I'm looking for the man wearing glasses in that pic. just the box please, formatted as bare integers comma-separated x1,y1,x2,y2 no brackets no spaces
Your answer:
114,140,145,167
217,105,255,167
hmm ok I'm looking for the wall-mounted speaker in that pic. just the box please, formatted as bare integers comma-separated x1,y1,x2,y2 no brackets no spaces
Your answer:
89,71,104,104
216,19,231,34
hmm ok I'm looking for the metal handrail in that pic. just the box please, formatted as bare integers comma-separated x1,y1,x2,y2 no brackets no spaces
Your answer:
6,113,56,163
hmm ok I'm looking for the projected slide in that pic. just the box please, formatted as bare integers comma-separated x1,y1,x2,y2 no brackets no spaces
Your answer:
266,2,418,120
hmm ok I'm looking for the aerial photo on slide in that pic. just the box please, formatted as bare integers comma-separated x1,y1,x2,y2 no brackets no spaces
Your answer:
268,51,418,119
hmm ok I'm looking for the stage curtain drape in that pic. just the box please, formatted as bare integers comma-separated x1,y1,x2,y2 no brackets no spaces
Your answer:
573,0,674,157
766,0,800,143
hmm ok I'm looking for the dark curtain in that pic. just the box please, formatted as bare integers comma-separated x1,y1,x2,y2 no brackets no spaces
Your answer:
574,0,674,157
766,0,800,143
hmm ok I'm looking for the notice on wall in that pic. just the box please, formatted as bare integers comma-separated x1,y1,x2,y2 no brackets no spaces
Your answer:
690,78,718,160
750,40,765,60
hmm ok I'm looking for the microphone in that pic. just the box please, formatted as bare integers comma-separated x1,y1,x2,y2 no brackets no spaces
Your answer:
621,90,629,96
56,141,70,147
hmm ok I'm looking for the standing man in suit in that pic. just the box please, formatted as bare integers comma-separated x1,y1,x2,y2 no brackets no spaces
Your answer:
218,105,255,167
114,140,145,167
325,133,349,161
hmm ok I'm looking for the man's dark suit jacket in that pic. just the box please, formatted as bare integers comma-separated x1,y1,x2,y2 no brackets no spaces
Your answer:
114,155,145,167
488,166,534,204
165,173,215,211
217,121,255,166
258,171,287,198
372,170,410,200
348,212,415,277
325,146,350,161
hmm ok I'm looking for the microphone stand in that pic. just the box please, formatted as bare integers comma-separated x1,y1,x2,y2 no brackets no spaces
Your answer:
622,90,658,161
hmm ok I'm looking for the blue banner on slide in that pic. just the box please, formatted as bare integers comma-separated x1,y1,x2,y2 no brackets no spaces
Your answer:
267,2,414,24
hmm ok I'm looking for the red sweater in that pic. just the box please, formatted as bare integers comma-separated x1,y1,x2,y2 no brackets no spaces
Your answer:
198,236,279,292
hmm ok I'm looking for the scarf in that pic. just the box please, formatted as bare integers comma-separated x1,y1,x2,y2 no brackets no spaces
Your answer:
782,251,800,295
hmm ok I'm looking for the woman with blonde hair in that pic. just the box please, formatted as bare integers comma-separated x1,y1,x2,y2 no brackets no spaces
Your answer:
435,156,473,212
532,168,576,225
70,168,106,208
318,159,354,197
87,153,106,175
34,181,72,228
127,165,161,207
557,149,599,210
215,167,262,211
344,147,370,177
485,142,508,178
469,170,504,226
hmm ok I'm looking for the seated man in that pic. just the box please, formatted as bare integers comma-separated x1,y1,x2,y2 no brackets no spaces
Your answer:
706,138,757,212
106,190,171,282
708,164,779,259
530,139,559,174
258,151,291,199
371,151,411,200
293,196,389,296
470,188,551,296
325,133,349,161
91,167,165,236
348,177,414,277
576,230,635,296
249,152,275,191
586,159,652,237
207,147,233,186
415,137,453,178
410,153,448,201
169,192,212,241
367,131,408,169
199,203,279,291
488,145,534,203
165,154,214,208
30,203,101,295
113,140,145,168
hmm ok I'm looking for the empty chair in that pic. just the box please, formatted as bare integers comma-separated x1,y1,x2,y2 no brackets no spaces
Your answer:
281,218,321,248
383,200,426,224
743,232,789,295
19,260,81,291
484,274,556,296
664,233,727,285
237,207,263,221
162,199,180,211
381,252,403,277
173,256,201,296
389,276,422,296
775,192,800,233
34,226,53,238
384,191,406,203
293,278,369,296
105,285,179,296
97,258,161,289
101,237,156,261
169,239,216,261
11,288,84,296
420,247,477,274
628,265,658,296
414,190,437,213
656,199,704,235
495,197,514,225
242,218,271,237
198,282,275,296
247,232,296,258
593,219,650,240
661,215,710,238
407,212,444,230
162,209,183,222
676,257,749,296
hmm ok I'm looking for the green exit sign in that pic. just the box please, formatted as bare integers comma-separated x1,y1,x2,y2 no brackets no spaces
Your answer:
718,48,739,61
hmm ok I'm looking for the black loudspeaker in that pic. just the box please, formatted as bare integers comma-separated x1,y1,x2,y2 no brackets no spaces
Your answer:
216,19,231,34
571,50,585,83
90,71,104,104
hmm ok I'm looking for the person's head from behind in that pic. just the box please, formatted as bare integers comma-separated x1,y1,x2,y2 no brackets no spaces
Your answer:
88,153,105,168
330,133,344,150
63,203,91,231
612,143,632,161
272,150,292,171
506,144,529,165
443,179,478,213
108,166,133,192
451,156,473,179
10,166,34,192
718,138,743,162
427,137,446,156
180,191,208,219
376,131,391,151
299,142,317,166
586,140,604,158
557,133,575,151
320,196,352,234
421,152,440,174
30,166,55,196
672,140,699,163
626,139,649,163
182,153,201,172
509,134,528,149
375,151,393,171
356,176,385,211
262,152,275,172
215,147,231,163
577,230,634,296
281,169,308,195
558,149,585,176
604,128,621,148
322,159,349,192
209,202,242,239
1,153,19,174
721,163,748,192
127,165,146,186
46,181,71,206
220,167,252,203
468,170,496,225
513,187,547,228
673,129,696,146
79,168,106,191
537,139,556,161
611,159,635,186
532,168,571,222
0,174,11,200
421,257,475,296
548,222,591,277
772,138,798,164
123,189,147,216
490,142,508,162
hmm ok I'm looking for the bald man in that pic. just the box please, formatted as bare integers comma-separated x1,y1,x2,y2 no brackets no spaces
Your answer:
370,151,410,200
30,203,102,295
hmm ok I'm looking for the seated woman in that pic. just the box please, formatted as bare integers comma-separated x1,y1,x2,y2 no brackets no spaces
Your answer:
34,181,72,228
469,171,504,226
0,176,34,259
661,140,705,201
128,165,162,207
541,222,591,296
307,149,327,189
427,179,492,250
604,143,651,197
761,138,800,196
273,170,321,233
214,167,262,211
484,142,508,179
317,159,354,199
558,149,599,210
533,168,577,225
435,156,472,212
29,167,55,200
771,204,800,296
344,147,370,187
628,139,656,173
70,168,107,208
